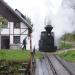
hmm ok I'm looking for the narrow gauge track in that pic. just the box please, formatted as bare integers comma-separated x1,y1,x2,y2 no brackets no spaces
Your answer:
45,54,57,75
44,53,73,75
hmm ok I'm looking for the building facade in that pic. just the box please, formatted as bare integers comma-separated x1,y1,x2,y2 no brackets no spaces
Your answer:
0,0,32,49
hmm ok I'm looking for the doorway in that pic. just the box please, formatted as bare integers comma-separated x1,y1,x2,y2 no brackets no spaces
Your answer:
1,36,10,49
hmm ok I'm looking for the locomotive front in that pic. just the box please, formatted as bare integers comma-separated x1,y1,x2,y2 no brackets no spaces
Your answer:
39,25,57,52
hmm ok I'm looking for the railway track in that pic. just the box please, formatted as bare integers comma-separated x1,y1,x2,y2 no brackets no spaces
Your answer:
44,53,73,75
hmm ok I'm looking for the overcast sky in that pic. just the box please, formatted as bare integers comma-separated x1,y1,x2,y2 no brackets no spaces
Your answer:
4,0,75,49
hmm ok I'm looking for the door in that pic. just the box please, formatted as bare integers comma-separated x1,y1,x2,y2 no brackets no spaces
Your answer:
1,36,10,49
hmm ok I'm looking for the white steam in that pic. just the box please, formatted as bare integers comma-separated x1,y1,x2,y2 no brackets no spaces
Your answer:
45,0,75,46
4,0,75,48
46,0,75,37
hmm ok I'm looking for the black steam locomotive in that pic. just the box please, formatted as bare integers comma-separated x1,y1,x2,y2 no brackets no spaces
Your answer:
39,25,57,52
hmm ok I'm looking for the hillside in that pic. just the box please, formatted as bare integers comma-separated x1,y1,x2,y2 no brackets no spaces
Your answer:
61,33,75,42
59,33,75,49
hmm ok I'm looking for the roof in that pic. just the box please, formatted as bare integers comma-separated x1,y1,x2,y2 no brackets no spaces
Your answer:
0,0,32,30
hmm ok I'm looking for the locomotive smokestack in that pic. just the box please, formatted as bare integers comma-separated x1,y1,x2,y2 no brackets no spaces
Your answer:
45,25,53,33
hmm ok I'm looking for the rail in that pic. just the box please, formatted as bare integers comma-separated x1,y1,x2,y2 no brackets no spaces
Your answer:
54,55,73,75
44,53,73,75
44,53,58,75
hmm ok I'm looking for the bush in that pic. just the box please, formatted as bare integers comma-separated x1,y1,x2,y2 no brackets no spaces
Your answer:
59,42,73,49
59,50,75,62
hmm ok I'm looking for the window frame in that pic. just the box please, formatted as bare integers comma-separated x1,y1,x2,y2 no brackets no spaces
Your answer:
13,36,20,44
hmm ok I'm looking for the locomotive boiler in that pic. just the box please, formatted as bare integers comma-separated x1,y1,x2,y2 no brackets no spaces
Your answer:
39,25,57,52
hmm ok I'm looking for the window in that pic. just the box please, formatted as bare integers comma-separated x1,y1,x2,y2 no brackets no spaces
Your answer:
14,22,20,28
13,36,20,44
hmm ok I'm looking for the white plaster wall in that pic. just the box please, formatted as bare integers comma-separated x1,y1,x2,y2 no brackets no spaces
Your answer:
14,29,20,34
1,22,14,45
20,35,27,44
1,22,29,49
1,29,9,34
10,22,13,34
9,22,14,45
21,29,28,35
1,22,11,34
21,22,28,28
20,22,28,43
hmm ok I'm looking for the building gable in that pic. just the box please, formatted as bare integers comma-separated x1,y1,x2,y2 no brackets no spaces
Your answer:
0,0,32,30
0,1,20,22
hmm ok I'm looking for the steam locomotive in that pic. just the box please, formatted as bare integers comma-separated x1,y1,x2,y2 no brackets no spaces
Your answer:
39,25,57,52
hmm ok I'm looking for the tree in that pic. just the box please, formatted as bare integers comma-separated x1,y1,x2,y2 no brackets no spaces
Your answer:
0,16,8,27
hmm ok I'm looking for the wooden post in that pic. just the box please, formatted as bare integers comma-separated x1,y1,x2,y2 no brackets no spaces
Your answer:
30,33,32,52
30,33,33,75
28,29,32,75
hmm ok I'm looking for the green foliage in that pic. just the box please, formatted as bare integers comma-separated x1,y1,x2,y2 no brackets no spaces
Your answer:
59,33,75,48
60,33,75,42
59,50,75,62
0,50,43,62
35,51,43,59
0,50,30,62
59,42,73,49
0,16,8,28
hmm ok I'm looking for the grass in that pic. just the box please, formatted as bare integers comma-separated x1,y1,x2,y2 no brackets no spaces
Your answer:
35,51,43,59
58,50,75,62
0,50,30,62
0,49,43,62
0,50,43,74
59,42,73,49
